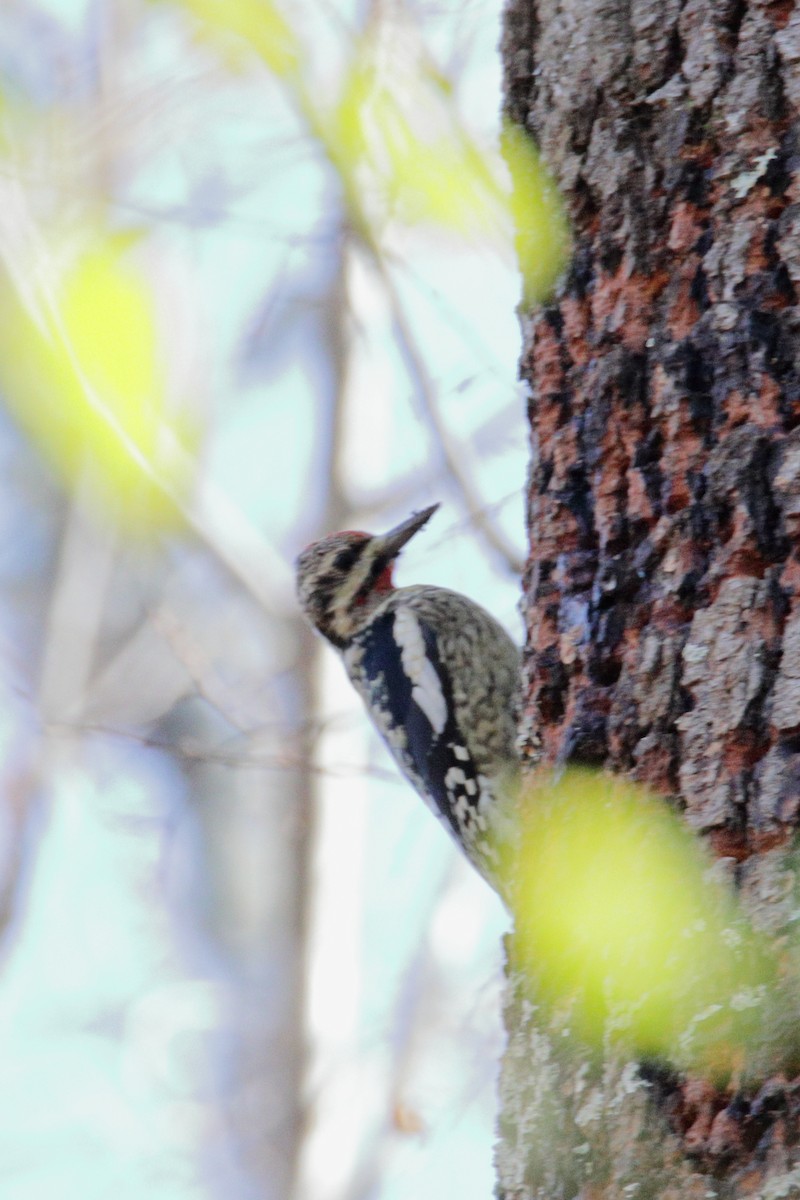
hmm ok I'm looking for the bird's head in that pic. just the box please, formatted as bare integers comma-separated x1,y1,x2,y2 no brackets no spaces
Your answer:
295,504,439,647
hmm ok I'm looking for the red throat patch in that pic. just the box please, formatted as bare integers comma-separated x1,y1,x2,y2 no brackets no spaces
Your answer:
374,564,395,592
355,563,395,604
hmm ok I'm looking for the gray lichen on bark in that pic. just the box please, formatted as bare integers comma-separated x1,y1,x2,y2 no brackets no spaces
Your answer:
495,972,720,1200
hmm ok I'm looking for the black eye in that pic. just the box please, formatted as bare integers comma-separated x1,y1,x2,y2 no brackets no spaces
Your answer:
333,544,364,572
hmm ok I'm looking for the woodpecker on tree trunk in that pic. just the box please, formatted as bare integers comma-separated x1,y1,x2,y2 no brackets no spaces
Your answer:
295,504,521,888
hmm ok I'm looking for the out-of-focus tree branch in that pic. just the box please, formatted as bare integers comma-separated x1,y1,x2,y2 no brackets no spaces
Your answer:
375,257,525,575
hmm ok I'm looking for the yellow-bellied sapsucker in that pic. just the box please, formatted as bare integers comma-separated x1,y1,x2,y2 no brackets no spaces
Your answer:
295,504,520,887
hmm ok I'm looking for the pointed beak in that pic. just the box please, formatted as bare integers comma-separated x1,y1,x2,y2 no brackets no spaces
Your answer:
375,503,439,560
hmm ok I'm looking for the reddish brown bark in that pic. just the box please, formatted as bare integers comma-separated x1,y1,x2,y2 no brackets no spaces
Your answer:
498,0,800,1194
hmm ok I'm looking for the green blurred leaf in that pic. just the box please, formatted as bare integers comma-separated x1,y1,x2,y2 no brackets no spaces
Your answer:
332,51,502,235
153,5,570,293
502,121,571,304
0,227,197,533
163,0,299,76
330,47,571,298
511,770,778,1075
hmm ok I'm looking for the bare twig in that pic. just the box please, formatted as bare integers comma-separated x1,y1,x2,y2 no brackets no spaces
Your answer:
374,256,525,574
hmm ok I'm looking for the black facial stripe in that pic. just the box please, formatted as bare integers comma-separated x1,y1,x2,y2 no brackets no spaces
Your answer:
333,543,367,573
354,553,390,602
311,571,339,595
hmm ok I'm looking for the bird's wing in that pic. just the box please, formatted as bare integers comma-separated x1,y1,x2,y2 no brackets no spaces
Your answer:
349,608,486,845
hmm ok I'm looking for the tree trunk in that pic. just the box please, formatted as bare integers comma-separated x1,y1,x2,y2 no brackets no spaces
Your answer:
498,0,800,1194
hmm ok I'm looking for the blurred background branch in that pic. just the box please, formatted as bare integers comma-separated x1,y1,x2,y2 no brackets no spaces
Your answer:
0,2,568,1198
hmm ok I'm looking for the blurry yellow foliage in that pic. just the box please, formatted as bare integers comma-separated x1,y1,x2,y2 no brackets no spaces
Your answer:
331,48,570,300
0,229,195,533
502,122,572,306
163,0,299,75
159,0,571,303
332,57,500,235
511,770,777,1075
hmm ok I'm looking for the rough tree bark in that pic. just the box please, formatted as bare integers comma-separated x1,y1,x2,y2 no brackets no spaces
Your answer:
497,0,800,1195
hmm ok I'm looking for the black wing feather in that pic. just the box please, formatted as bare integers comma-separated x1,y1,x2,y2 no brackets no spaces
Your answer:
355,610,481,841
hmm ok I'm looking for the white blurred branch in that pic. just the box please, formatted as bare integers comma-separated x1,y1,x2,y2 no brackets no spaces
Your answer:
38,471,117,723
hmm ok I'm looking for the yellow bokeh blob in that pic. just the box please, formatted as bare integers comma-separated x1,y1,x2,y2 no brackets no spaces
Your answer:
333,58,500,235
163,0,299,76
502,121,572,305
332,49,571,303
511,770,776,1074
0,228,196,533
157,0,571,304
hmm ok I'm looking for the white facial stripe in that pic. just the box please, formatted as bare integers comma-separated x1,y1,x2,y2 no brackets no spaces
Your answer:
393,607,447,734
331,553,374,622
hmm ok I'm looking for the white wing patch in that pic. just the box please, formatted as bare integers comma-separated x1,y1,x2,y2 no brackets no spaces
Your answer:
393,606,447,734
